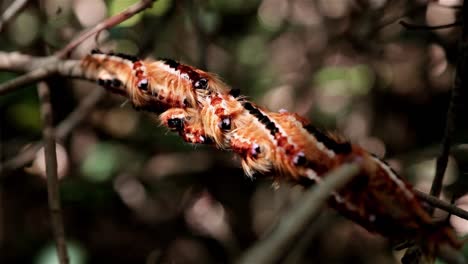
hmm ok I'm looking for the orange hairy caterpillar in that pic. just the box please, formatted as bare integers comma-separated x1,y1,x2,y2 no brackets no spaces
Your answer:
61,50,460,259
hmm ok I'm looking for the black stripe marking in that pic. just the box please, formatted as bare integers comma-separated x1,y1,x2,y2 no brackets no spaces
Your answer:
108,52,139,63
242,102,279,137
159,58,206,90
304,125,352,154
160,58,180,69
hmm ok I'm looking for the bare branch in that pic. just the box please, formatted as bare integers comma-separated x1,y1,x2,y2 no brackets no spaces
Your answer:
429,1,468,210
0,63,59,95
37,81,69,264
0,88,105,175
236,163,360,264
399,20,461,30
55,0,157,58
0,0,29,32
415,190,468,221
0,0,156,95
0,52,55,72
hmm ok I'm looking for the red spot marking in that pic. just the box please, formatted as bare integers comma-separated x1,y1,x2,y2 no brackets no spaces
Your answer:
276,136,288,148
215,108,224,116
133,61,142,69
136,70,144,77
284,145,295,155
231,140,252,158
167,98,172,104
211,97,222,106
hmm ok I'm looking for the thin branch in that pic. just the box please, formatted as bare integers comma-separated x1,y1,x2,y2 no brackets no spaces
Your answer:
0,0,29,32
0,0,156,95
399,20,461,30
236,163,361,264
0,63,59,95
37,81,69,264
415,190,468,221
429,2,468,210
0,52,56,72
0,88,105,175
55,0,156,58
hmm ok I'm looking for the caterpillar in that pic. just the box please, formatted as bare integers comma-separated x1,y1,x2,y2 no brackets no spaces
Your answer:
56,49,460,259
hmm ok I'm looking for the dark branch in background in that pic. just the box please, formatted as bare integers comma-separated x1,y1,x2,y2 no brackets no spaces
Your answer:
0,0,29,32
398,3,467,263
0,2,158,263
399,20,461,30
429,2,468,209
0,62,63,95
37,81,69,264
0,0,158,169
236,164,360,264
415,190,468,220
0,88,106,175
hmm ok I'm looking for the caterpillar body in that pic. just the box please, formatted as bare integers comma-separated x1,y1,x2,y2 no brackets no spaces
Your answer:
60,50,460,258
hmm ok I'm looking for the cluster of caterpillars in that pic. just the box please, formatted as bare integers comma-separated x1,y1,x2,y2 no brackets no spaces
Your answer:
71,50,460,257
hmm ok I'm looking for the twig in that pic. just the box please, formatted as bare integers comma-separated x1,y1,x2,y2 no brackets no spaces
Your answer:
0,52,56,72
399,20,461,30
0,63,60,95
55,0,156,58
415,190,468,221
37,81,69,264
0,0,29,32
0,0,156,95
429,1,468,209
236,163,360,264
55,89,106,138
0,88,105,175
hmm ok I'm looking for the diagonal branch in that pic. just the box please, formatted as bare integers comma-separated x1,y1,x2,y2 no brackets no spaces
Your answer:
0,62,60,95
55,0,156,58
415,190,468,220
236,163,360,264
0,0,157,95
0,0,29,32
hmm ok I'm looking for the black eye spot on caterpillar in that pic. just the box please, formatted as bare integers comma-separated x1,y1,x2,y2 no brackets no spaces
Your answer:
91,48,103,54
194,78,208,89
183,98,191,108
229,88,241,97
167,118,184,131
220,117,231,130
293,152,307,166
251,143,261,158
111,79,121,88
137,79,149,92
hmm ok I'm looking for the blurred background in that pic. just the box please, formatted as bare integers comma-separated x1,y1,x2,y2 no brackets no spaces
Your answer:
1,0,468,263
